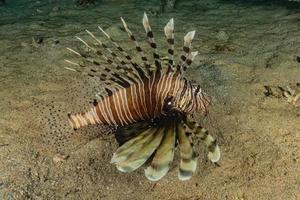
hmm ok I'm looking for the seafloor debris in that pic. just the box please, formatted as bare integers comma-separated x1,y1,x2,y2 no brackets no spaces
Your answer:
264,83,300,107
216,30,229,42
214,31,233,53
145,7,161,17
31,36,44,48
76,0,96,6
161,0,177,12
53,154,69,163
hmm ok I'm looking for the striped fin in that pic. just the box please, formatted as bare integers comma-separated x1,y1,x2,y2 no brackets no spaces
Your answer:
121,17,151,76
64,59,128,91
183,51,198,71
97,26,147,82
115,120,151,145
75,36,127,75
177,122,197,181
74,36,140,86
164,18,175,72
196,127,220,163
185,121,221,163
143,13,162,73
65,46,134,89
64,57,126,94
145,124,176,181
111,127,157,164
84,29,139,80
115,127,165,173
177,30,196,72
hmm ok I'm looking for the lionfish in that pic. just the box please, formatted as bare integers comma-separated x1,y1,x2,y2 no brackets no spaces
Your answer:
64,13,220,181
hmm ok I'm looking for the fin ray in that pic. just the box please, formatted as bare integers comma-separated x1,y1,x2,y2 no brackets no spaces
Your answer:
145,124,176,181
177,122,197,181
116,127,165,172
98,25,147,82
164,18,175,73
185,120,221,163
143,13,162,73
111,127,157,164
121,17,151,76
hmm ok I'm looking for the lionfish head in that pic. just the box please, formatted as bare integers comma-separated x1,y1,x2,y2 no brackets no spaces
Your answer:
163,83,211,117
194,85,211,115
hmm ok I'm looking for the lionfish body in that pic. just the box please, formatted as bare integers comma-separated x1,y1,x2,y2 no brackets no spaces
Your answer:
68,72,210,129
66,13,220,181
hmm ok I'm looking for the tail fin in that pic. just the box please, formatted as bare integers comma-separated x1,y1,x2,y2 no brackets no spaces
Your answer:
67,106,101,130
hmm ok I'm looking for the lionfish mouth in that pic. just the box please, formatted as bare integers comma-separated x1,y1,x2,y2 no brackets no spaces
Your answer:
64,12,221,181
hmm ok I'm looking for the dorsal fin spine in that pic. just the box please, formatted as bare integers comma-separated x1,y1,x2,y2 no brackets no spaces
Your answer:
143,13,162,75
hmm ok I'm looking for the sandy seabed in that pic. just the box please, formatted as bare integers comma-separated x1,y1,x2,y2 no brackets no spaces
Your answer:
0,0,300,199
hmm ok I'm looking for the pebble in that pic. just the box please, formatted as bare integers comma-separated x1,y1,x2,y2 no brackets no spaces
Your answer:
52,6,60,12
216,30,229,42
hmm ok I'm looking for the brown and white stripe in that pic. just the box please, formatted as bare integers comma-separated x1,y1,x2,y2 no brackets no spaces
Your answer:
68,71,209,130
65,13,220,182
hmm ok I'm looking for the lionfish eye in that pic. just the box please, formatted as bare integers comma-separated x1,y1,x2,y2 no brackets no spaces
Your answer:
162,96,175,114
163,96,174,106
164,100,173,110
